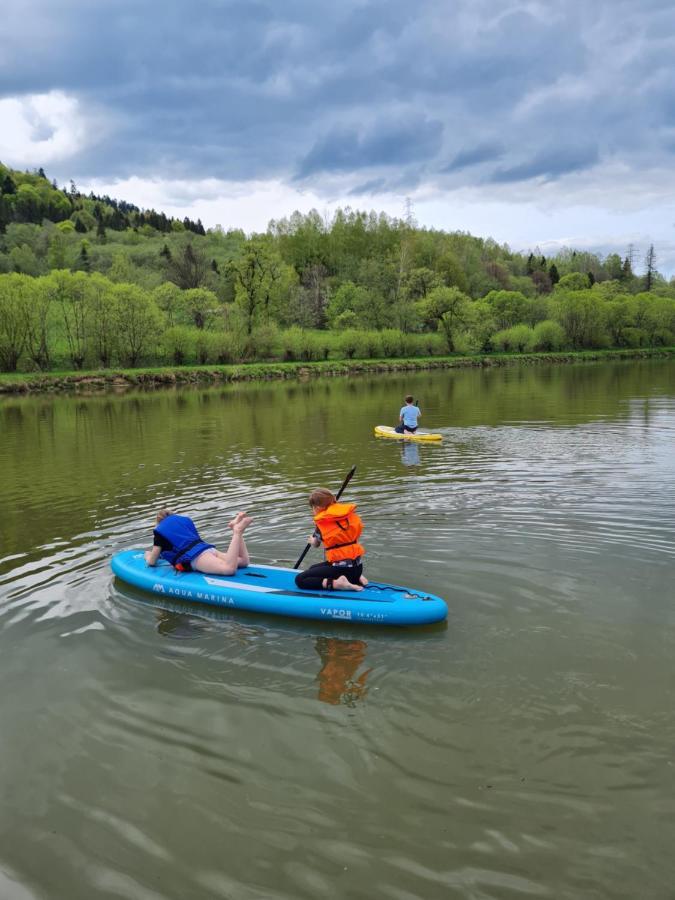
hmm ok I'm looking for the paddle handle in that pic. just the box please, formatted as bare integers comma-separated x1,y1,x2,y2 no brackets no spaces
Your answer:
293,465,357,569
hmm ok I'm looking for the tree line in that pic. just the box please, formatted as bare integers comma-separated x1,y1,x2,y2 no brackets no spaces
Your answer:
1,162,674,373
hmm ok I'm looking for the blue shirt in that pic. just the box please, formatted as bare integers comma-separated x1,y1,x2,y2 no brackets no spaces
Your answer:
400,404,421,428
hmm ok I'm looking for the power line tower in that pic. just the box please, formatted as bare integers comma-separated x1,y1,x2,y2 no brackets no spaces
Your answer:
404,197,417,229
626,243,637,270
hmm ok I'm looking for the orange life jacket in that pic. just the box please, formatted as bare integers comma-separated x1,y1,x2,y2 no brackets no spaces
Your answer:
313,502,365,563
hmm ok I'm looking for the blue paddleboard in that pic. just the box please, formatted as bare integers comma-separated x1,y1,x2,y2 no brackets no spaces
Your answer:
111,550,448,626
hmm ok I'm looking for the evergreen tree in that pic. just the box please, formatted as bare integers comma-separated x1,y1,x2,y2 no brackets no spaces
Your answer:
548,263,560,285
211,258,220,274
74,217,87,233
587,270,595,286
78,242,90,272
621,257,632,281
96,217,107,243
160,243,172,261
644,245,656,291
526,253,534,275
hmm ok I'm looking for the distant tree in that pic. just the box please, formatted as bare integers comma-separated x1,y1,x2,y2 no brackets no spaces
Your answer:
556,272,589,291
0,273,31,370
604,254,623,281
114,284,163,366
96,217,107,243
160,243,172,261
77,241,91,272
526,253,534,275
531,270,553,294
587,270,595,286
621,257,633,281
25,277,54,369
152,282,183,327
181,287,219,329
644,245,656,292
211,258,220,274
548,263,560,285
419,286,472,351
86,273,118,367
167,240,209,289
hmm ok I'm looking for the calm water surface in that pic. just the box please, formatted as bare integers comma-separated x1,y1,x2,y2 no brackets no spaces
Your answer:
1,361,675,900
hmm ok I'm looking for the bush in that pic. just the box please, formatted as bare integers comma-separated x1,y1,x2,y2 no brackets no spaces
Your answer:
379,329,406,358
208,330,246,364
280,327,327,361
531,320,567,351
492,324,535,352
250,323,280,360
162,326,195,365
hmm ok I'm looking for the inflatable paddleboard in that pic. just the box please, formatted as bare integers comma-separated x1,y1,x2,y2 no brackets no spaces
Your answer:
374,425,443,442
111,550,447,626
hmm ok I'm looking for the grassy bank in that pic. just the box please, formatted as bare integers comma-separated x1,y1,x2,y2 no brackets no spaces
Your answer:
1,347,674,394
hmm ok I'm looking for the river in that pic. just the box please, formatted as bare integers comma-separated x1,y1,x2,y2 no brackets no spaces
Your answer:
1,360,674,899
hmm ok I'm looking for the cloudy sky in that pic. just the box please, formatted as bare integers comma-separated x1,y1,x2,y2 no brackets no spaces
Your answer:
2,0,675,272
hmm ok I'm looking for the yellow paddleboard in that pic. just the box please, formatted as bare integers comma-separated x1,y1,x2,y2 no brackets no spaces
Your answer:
374,425,442,442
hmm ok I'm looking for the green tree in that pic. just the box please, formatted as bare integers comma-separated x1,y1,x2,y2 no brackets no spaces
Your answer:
0,273,31,370
10,244,42,276
181,287,219,329
86,273,119,367
556,272,589,292
53,270,90,368
419,286,472,351
229,241,290,334
483,290,530,330
152,282,183,327
113,284,163,366
25,276,54,369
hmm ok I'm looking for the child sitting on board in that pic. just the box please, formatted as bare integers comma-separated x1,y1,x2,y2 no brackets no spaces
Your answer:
395,395,421,433
295,489,368,592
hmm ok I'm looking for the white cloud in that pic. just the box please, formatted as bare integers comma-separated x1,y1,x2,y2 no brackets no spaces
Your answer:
0,91,100,167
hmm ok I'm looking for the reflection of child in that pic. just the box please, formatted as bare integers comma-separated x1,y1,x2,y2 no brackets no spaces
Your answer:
395,395,421,433
315,637,371,705
295,489,368,591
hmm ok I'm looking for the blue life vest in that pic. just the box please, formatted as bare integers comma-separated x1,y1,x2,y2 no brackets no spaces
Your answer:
155,515,209,566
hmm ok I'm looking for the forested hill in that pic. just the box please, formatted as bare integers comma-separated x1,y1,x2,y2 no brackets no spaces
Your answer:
0,162,206,236
2,161,674,375
0,162,652,305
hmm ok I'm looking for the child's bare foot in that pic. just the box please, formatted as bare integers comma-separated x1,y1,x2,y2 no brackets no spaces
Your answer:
359,575,369,586
233,515,253,534
332,575,363,591
228,511,247,529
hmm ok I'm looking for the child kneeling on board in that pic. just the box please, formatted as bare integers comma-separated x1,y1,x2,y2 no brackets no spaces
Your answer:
295,489,368,592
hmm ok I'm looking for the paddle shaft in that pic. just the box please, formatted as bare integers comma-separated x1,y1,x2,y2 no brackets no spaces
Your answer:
293,465,357,569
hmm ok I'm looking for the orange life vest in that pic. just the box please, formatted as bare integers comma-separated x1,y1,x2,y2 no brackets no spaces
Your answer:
313,502,365,563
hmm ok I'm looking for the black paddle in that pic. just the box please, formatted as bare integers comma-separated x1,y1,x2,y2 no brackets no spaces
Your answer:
293,465,357,569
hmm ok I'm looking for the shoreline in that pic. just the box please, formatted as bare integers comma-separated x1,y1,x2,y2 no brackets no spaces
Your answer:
1,347,674,395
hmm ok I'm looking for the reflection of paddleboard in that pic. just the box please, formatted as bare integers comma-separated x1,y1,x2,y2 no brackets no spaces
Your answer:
111,550,448,626
374,425,443,442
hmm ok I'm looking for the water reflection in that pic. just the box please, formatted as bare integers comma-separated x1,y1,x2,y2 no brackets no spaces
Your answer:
155,609,207,639
314,636,372,706
400,442,420,467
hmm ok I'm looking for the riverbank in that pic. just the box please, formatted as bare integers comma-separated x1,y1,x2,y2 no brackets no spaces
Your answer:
1,347,674,394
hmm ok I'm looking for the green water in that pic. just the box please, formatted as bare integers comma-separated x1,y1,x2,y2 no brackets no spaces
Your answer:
1,360,674,899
